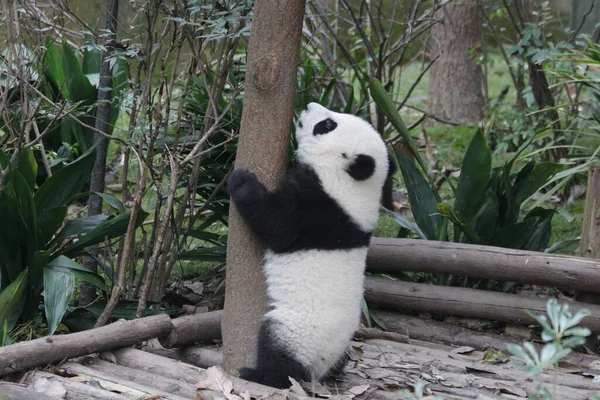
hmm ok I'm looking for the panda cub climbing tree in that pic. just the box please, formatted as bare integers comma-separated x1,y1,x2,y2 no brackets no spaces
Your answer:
227,102,395,389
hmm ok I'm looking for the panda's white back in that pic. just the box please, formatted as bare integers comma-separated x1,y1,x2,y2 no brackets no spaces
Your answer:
263,247,368,379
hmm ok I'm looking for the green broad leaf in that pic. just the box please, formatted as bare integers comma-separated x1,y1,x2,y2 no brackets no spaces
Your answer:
437,203,480,243
47,256,105,291
43,265,74,335
380,207,426,239
81,35,101,76
499,164,519,227
109,57,129,134
12,171,37,247
369,77,426,172
0,192,24,283
179,246,227,262
30,250,50,301
71,121,91,154
522,208,555,252
186,230,227,245
43,40,65,94
0,148,8,168
489,219,538,250
52,214,109,245
319,78,337,107
343,85,355,114
61,41,95,104
61,209,149,256
1,319,8,346
34,146,96,212
471,189,499,244
454,129,492,225
90,192,125,213
545,237,580,254
513,162,564,208
37,206,67,247
60,308,97,332
17,149,37,192
0,269,28,333
394,147,442,240
85,299,180,320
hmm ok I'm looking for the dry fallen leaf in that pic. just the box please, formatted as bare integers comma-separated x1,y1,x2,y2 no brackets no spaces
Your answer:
364,368,396,380
451,346,475,354
481,348,509,364
347,384,369,396
195,365,242,400
494,382,527,397
288,377,309,397
32,377,67,398
557,360,584,374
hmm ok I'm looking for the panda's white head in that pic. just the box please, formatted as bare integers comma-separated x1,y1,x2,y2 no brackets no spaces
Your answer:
295,102,391,231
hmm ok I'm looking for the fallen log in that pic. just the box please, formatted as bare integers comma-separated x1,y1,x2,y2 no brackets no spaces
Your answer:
371,310,523,350
25,371,130,400
181,346,224,368
364,277,600,332
0,314,173,377
158,310,222,348
367,237,600,293
0,382,60,400
112,347,286,398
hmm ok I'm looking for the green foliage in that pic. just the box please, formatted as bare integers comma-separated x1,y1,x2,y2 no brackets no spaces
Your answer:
37,38,127,175
372,81,562,255
0,147,148,340
508,299,591,399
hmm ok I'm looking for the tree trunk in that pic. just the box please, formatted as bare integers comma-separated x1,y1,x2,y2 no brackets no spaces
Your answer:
80,0,120,306
576,164,600,351
222,0,306,376
426,0,485,124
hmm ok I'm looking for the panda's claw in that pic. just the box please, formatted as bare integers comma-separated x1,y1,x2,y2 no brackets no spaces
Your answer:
228,169,262,200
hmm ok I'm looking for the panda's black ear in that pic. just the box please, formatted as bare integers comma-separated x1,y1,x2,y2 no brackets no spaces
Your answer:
387,154,397,179
346,154,375,181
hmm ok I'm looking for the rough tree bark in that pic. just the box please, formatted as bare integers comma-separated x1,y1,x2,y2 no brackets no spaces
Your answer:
222,0,306,376
80,0,120,306
577,164,600,351
426,0,485,124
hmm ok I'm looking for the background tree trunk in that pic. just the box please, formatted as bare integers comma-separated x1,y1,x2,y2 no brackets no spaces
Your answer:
80,0,120,306
426,0,485,124
222,0,306,376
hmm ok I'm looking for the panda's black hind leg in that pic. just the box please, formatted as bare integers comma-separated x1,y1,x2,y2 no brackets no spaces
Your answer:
323,352,349,380
240,319,308,389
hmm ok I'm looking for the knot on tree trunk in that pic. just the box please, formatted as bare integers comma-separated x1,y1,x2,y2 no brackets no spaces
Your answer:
252,56,282,91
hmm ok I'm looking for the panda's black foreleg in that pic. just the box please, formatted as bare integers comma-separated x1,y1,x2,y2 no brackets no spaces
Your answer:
228,169,273,237
228,169,292,248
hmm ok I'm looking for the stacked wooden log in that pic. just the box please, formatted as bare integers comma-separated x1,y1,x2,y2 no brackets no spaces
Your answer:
3,237,600,378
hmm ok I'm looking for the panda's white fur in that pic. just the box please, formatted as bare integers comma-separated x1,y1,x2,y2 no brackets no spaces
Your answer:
227,102,393,389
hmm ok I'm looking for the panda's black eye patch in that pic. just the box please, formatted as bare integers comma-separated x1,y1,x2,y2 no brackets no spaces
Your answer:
298,120,303,129
346,154,375,181
313,118,337,135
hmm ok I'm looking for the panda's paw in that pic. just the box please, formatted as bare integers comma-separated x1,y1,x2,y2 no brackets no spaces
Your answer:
228,169,262,201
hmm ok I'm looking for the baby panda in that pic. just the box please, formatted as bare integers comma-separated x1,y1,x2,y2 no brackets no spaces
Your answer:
227,102,394,389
